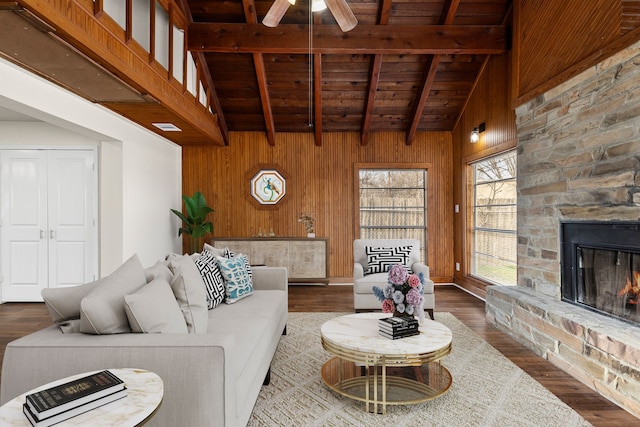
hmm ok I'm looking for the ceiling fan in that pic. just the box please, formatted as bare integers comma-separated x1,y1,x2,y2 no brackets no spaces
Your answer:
263,0,358,32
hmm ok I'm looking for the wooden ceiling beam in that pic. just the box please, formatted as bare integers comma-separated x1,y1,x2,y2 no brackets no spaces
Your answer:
360,0,392,146
406,0,461,144
188,24,508,55
243,0,276,146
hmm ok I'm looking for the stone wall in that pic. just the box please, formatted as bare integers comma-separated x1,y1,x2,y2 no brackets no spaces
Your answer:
486,40,640,418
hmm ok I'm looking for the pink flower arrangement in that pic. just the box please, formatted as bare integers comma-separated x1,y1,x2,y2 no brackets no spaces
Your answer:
372,264,425,318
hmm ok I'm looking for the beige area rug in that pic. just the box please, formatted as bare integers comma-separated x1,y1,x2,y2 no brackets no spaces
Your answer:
248,312,592,427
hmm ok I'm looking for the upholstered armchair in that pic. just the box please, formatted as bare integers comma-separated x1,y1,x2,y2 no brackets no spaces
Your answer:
353,238,435,320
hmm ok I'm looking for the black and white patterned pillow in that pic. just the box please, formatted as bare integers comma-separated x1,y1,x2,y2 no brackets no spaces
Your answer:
365,246,413,274
195,250,226,309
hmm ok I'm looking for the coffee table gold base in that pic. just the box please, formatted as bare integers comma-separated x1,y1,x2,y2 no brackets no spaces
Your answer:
321,356,452,414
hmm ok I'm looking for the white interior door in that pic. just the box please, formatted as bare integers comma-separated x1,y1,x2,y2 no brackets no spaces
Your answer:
0,149,98,301
47,150,98,289
0,150,49,301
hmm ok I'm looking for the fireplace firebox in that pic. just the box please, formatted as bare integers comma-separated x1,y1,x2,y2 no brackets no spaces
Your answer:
561,221,640,325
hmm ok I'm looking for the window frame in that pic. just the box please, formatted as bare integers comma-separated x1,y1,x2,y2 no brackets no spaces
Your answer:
468,150,517,286
354,163,430,264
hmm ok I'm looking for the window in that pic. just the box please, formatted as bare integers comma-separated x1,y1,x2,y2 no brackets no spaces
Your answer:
358,168,427,261
471,150,517,285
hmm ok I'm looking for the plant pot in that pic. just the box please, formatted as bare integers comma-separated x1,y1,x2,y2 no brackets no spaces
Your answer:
189,236,204,254
307,233,315,238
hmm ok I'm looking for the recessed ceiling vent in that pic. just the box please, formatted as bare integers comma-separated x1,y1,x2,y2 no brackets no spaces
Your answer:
152,122,182,132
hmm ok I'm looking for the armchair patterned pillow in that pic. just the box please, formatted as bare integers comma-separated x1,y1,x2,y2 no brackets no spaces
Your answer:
365,246,413,274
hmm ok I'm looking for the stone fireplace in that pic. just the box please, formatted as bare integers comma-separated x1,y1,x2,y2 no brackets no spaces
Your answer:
486,40,640,418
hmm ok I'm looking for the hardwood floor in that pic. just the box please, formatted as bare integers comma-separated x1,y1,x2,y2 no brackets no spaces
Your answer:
1,284,638,425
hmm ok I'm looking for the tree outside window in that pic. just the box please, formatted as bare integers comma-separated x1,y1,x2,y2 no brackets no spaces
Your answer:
471,150,517,286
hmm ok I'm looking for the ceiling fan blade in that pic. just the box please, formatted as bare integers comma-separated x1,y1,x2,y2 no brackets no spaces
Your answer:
324,0,358,32
263,0,292,28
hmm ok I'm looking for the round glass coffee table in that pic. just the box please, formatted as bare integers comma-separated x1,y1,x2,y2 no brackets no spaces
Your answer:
320,313,452,414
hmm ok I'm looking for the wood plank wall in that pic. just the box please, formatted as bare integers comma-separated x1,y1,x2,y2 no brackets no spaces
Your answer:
182,131,453,281
451,50,517,298
513,0,640,106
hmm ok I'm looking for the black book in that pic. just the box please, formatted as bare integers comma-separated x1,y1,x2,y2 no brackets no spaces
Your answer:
23,389,127,427
378,322,419,333
379,317,418,332
379,316,418,328
378,328,420,340
26,370,125,419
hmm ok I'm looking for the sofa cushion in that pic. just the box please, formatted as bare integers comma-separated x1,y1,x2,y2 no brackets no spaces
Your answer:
79,254,147,334
207,289,287,377
194,250,226,310
365,245,413,274
169,255,208,333
124,278,188,333
353,272,389,294
217,254,253,304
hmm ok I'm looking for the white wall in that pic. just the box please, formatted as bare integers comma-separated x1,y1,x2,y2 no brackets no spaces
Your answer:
0,58,182,275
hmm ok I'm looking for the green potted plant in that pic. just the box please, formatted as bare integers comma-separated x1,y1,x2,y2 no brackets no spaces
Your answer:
171,191,214,253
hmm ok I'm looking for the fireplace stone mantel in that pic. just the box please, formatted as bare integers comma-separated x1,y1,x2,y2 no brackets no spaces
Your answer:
487,285,640,418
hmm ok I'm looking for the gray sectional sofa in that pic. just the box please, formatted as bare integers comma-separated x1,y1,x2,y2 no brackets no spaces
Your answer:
0,261,288,427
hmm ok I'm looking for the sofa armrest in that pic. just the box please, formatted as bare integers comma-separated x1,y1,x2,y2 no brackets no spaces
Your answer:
1,327,236,427
412,262,434,293
251,266,288,291
354,263,364,279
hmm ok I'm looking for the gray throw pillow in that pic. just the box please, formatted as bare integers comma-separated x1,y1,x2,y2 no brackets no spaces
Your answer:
124,278,188,333
79,254,147,334
144,260,173,283
169,255,208,333
42,279,102,326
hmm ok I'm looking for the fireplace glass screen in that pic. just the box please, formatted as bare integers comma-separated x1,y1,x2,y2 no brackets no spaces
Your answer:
576,246,640,324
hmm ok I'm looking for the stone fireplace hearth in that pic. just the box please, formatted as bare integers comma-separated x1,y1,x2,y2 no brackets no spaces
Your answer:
485,40,640,418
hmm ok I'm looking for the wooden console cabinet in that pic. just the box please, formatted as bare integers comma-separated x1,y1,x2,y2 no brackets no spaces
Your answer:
211,237,328,283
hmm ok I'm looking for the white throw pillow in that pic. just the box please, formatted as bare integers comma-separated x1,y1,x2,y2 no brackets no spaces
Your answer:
124,278,188,333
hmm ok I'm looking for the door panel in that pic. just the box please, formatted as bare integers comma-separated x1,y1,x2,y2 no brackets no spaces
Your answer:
48,151,97,289
0,151,48,301
0,149,98,301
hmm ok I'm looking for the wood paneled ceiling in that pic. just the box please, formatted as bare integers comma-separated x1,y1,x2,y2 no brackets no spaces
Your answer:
189,0,511,144
0,0,511,146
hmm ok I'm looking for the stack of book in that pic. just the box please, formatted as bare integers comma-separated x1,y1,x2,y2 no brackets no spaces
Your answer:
22,370,127,427
378,316,420,339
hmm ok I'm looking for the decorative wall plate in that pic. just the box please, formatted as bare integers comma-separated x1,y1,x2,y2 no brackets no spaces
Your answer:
250,169,286,205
